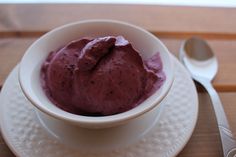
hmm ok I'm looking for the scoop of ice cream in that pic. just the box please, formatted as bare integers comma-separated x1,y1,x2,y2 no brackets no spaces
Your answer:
41,36,165,116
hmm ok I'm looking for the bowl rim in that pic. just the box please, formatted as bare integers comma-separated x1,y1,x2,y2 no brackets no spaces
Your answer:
19,19,174,126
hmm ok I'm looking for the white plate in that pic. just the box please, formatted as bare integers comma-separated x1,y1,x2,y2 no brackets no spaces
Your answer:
0,56,198,157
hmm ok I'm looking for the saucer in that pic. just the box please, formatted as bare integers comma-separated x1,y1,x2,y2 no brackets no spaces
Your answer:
0,56,198,157
35,97,164,151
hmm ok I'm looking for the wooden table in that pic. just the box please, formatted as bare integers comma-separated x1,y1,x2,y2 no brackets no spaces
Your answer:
0,4,236,157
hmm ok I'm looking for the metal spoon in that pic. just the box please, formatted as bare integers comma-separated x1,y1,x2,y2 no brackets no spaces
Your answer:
179,37,236,157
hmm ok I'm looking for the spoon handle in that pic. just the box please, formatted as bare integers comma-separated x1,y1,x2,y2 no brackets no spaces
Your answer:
198,78,236,157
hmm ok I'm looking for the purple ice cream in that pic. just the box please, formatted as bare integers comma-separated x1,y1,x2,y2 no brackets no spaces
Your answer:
41,36,165,116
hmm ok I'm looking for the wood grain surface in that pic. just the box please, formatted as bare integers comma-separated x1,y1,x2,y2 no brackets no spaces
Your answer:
0,4,236,157
0,4,236,38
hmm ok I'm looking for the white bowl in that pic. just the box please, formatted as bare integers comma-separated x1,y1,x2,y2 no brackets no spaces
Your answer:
19,19,174,129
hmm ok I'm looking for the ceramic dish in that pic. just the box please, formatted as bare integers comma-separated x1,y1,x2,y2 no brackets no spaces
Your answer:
19,20,174,128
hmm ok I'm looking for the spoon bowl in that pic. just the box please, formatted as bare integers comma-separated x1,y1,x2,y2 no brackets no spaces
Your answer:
180,37,218,81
